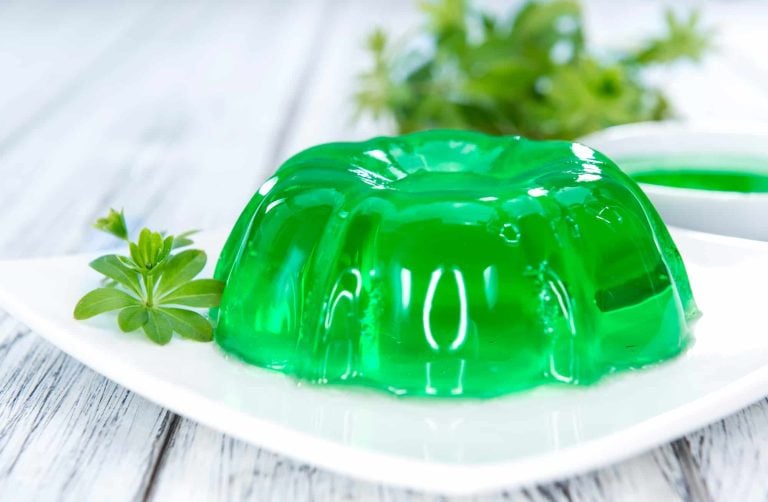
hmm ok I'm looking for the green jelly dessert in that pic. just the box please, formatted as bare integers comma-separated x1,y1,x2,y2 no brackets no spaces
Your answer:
214,130,699,397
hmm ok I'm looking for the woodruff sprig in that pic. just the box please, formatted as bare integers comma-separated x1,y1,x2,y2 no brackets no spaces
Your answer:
74,209,224,345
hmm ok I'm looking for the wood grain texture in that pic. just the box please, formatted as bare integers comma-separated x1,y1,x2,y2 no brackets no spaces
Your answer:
0,0,767,500
0,312,174,501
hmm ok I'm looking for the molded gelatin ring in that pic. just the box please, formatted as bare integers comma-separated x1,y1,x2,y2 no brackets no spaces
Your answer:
213,130,699,398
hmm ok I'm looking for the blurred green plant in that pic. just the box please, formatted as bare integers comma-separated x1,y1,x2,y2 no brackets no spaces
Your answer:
355,0,712,139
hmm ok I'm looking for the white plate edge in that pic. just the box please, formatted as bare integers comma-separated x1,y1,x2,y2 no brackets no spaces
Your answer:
1,227,768,494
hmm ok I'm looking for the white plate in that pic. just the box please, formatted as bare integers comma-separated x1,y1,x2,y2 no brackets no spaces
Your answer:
582,121,768,241
1,228,768,495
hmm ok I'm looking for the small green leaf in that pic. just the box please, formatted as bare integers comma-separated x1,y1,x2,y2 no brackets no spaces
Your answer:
74,288,140,320
89,255,142,295
152,232,163,252
143,309,173,345
136,228,165,269
156,250,207,296
158,279,224,308
129,242,143,269
117,305,149,332
159,235,175,262
173,230,198,249
159,307,213,342
100,277,118,288
94,208,129,241
367,28,387,53
628,9,712,66
138,228,153,268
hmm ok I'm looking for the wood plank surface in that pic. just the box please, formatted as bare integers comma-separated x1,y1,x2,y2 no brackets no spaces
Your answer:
0,1,766,500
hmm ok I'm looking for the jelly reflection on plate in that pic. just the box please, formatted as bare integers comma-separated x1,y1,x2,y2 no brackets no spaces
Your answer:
583,121,768,241
632,165,768,193
212,130,697,398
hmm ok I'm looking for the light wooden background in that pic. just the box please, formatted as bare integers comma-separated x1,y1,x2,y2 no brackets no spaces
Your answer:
2,0,768,500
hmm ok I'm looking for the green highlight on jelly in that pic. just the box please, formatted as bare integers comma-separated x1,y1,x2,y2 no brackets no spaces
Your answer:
213,130,699,398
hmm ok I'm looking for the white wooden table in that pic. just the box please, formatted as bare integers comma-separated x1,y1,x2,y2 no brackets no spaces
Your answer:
1,0,768,500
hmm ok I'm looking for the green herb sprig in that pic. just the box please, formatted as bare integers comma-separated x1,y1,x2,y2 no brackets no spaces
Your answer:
74,209,224,345
355,0,713,140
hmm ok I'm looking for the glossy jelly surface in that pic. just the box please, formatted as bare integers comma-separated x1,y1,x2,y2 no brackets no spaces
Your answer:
214,130,699,397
